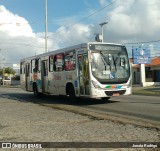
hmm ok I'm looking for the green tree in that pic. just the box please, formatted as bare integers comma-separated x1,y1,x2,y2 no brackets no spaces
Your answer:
0,67,16,75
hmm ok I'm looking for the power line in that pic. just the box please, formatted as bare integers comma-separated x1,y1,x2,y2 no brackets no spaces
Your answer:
47,0,118,39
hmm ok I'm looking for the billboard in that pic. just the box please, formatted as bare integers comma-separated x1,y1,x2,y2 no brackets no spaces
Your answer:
132,48,151,64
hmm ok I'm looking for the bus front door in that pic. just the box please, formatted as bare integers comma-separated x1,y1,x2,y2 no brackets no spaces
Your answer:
41,60,48,93
25,63,30,91
78,54,90,96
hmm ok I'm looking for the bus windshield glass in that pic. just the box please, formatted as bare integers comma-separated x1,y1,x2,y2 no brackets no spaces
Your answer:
89,44,130,84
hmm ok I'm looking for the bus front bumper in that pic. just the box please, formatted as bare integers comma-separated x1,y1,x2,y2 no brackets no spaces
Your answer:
91,87,132,98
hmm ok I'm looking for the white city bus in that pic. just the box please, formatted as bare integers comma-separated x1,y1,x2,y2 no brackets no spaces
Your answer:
20,42,132,101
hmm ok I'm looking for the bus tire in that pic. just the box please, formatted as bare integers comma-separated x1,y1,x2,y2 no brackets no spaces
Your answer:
33,83,39,97
101,97,110,102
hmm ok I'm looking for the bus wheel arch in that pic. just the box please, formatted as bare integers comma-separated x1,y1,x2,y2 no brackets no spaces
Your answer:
66,83,76,101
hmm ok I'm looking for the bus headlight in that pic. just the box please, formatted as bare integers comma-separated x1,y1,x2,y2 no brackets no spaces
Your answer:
92,80,101,89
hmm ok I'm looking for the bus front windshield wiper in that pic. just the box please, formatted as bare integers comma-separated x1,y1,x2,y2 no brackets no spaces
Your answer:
100,52,111,70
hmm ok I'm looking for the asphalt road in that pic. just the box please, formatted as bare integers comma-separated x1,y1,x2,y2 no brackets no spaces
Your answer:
0,87,160,129
84,95,160,122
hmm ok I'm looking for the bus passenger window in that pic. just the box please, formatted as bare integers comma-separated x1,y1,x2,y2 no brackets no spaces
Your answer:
31,60,35,73
38,59,41,72
26,64,30,76
35,59,38,72
31,59,39,73
20,62,25,74
49,55,54,72
54,53,64,72
65,50,76,71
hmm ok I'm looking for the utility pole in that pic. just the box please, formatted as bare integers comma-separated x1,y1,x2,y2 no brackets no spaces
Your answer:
45,0,48,53
99,22,108,42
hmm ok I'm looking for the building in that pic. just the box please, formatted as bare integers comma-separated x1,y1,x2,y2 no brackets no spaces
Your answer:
132,57,160,86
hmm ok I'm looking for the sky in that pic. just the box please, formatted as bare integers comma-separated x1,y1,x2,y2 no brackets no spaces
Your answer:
0,0,160,67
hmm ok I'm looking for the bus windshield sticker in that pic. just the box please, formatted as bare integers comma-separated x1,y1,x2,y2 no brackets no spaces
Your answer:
109,73,115,79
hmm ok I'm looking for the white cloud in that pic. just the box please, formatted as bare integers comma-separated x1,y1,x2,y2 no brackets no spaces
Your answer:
0,5,34,37
52,23,94,48
99,0,110,6
105,0,160,43
0,5,47,66
50,14,95,48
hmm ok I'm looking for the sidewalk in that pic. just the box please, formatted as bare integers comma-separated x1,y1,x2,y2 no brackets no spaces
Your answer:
0,93,159,150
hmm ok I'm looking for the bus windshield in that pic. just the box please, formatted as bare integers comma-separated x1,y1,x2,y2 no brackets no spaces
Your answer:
90,44,130,84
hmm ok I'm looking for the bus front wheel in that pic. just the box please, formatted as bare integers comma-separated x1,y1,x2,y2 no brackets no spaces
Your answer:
101,97,110,102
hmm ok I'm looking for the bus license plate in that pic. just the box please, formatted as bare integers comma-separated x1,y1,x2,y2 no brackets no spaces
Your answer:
113,93,120,96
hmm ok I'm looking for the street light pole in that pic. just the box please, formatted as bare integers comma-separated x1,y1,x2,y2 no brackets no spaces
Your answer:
99,22,108,42
45,0,48,53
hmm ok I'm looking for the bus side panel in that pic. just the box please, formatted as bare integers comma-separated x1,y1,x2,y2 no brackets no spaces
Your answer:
48,72,56,94
20,74,26,91
53,72,65,95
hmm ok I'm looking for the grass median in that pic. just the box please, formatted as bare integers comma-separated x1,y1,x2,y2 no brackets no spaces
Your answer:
132,86,160,96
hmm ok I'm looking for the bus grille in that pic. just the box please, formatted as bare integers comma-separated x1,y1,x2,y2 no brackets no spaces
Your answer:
105,90,126,96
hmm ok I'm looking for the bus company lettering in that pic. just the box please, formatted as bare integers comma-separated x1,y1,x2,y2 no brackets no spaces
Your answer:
54,75,61,80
